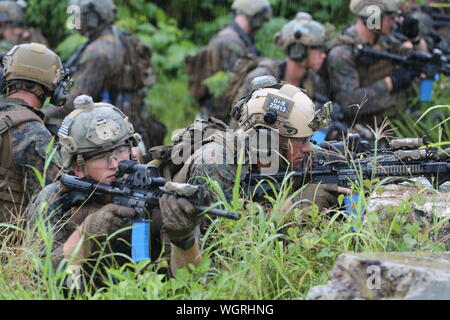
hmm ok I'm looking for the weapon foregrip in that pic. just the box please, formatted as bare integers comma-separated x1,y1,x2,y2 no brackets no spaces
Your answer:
196,206,241,220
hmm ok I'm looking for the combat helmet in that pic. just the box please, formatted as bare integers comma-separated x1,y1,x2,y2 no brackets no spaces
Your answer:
2,42,70,105
231,0,272,30
58,95,141,169
0,1,25,27
274,12,327,62
350,0,400,17
231,76,330,139
69,0,116,36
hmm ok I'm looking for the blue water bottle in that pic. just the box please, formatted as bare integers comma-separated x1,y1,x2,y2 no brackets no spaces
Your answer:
343,194,364,232
131,220,150,263
419,74,439,102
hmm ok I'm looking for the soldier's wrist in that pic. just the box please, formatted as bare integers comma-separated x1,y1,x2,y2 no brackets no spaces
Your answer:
171,233,196,251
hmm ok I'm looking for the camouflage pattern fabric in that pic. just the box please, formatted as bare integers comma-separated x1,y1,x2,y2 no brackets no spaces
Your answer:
235,59,328,105
205,23,259,121
25,182,171,285
327,25,414,127
0,100,61,223
44,26,166,148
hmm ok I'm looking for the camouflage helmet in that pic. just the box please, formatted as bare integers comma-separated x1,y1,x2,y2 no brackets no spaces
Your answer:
58,95,141,169
3,43,65,91
232,76,319,139
69,0,116,34
0,1,25,27
231,0,272,16
350,0,400,17
274,12,326,53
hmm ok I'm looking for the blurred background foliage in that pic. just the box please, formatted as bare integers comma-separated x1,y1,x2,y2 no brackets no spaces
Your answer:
24,0,449,143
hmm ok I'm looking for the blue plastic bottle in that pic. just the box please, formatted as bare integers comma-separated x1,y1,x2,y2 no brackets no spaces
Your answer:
131,221,150,263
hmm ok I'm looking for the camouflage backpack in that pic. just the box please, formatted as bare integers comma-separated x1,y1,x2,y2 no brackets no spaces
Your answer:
148,117,229,180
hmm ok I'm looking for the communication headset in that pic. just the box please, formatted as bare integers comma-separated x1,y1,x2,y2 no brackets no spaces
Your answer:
286,30,308,62
50,68,72,107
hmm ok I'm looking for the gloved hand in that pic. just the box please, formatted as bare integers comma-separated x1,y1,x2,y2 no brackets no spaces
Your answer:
159,194,202,243
397,14,420,42
390,66,417,93
82,203,136,238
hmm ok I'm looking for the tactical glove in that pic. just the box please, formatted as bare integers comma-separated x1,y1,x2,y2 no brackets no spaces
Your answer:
159,194,203,244
82,203,136,238
390,67,417,94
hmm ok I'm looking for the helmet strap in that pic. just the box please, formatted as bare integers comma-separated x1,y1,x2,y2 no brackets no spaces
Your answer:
6,81,48,103
76,154,86,172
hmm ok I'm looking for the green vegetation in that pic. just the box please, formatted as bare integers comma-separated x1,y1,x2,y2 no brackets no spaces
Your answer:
1,0,446,300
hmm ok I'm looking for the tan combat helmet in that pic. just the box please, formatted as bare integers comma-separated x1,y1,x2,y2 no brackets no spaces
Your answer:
69,0,116,36
58,95,141,169
231,0,272,29
350,0,400,17
232,76,328,139
2,43,69,105
3,43,64,91
274,12,326,62
0,1,25,27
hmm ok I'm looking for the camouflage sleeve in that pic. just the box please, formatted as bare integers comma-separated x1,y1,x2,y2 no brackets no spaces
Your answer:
10,121,61,200
25,183,68,269
185,141,238,203
327,45,391,118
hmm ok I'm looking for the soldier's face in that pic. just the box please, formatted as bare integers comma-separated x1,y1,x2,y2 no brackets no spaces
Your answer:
381,13,395,35
307,48,327,70
73,142,131,184
281,136,312,168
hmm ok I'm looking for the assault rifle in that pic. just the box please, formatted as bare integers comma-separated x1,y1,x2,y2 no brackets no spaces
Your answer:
356,44,450,78
60,160,240,262
248,135,450,196
419,5,450,29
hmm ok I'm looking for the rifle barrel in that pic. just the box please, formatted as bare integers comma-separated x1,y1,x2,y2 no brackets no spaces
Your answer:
196,206,241,220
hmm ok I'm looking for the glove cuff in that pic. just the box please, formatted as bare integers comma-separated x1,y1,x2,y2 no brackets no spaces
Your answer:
171,234,196,251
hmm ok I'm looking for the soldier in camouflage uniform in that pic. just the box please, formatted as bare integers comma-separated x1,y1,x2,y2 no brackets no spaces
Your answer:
44,0,166,151
0,43,66,224
194,0,272,122
151,78,349,216
0,0,48,52
233,12,328,109
327,0,427,131
27,96,203,288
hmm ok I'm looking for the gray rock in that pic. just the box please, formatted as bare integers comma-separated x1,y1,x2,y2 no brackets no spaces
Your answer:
306,252,450,300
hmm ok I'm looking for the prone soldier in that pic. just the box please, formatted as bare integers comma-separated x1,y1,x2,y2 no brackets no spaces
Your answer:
26,96,203,288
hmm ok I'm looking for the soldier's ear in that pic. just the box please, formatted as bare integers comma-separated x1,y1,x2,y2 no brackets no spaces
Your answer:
72,162,86,178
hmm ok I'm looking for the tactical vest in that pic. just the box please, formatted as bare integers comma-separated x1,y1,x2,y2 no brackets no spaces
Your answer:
0,99,45,208
332,26,396,87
